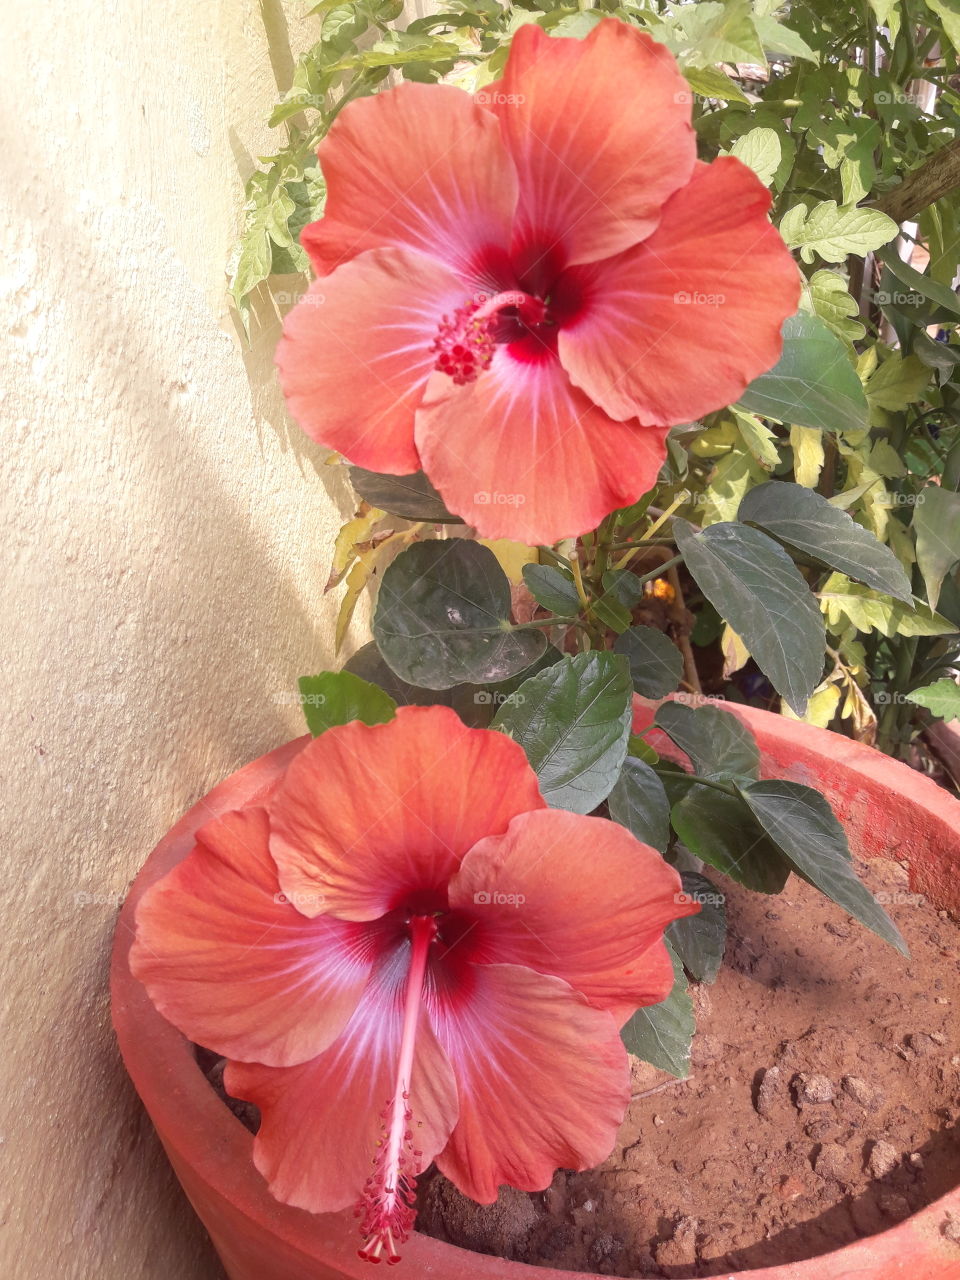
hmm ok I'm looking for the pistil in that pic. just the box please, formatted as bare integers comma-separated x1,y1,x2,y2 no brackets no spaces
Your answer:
357,915,438,1265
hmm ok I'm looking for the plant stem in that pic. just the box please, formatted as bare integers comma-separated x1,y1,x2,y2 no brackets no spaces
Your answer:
653,768,738,798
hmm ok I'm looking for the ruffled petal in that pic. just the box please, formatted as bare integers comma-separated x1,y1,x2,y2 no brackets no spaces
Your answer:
429,962,629,1202
448,809,693,1015
303,82,518,282
131,807,374,1066
490,20,695,270
415,353,670,543
276,248,466,473
269,706,545,922
558,157,802,424
226,945,458,1214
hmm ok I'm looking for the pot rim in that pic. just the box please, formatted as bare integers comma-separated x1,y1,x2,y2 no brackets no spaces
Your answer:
111,709,960,1280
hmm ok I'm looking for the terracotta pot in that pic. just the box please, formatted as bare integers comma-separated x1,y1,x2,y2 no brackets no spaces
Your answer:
112,711,960,1280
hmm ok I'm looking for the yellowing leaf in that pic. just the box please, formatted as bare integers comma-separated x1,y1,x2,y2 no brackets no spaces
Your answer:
806,269,865,348
328,505,385,590
779,201,898,264
865,354,931,411
790,424,825,488
478,539,538,585
721,624,750,677
734,410,781,470
819,572,956,637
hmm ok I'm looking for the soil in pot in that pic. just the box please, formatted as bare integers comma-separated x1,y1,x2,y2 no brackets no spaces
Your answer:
416,853,960,1277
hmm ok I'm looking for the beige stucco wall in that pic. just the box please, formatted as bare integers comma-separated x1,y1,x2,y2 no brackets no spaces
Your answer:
1,4,362,1276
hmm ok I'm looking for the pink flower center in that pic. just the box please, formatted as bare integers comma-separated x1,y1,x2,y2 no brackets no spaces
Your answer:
431,289,554,384
357,914,438,1266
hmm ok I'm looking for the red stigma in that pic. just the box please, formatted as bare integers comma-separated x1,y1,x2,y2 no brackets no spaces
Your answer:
430,302,495,386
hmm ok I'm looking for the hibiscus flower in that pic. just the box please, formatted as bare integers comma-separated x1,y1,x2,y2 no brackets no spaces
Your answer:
132,706,695,1263
276,18,800,544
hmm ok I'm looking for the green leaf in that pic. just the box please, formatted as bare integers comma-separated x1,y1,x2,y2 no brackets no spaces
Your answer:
924,0,960,52
373,540,546,690
819,572,957,637
865,354,931,412
620,940,694,1078
738,481,913,602
913,485,960,609
907,679,960,721
681,64,750,103
738,780,908,954
733,409,781,470
654,701,760,779
671,785,792,894
806,269,865,347
752,13,819,61
614,627,683,698
878,247,960,320
674,519,825,715
667,872,728,984
349,467,459,522
738,312,870,433
726,127,781,186
676,0,766,66
492,652,632,814
296,670,397,736
779,201,898,265
522,563,581,616
607,758,671,853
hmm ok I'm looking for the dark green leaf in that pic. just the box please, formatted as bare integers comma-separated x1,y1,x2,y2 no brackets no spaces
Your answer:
674,519,825,715
492,652,632,814
522,563,581,616
671,785,791,893
607,758,671,853
913,485,960,610
654,701,760,779
296,670,397,735
620,940,694,1078
737,780,908,954
667,872,727,984
373,540,546,690
614,627,683,698
878,248,960,320
737,311,869,433
349,467,459,522
739,481,912,603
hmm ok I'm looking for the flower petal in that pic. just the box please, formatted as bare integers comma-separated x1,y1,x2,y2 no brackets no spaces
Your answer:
131,807,375,1066
448,808,693,1014
276,249,467,473
269,706,546,922
415,353,670,543
490,20,695,270
429,962,629,1202
226,945,458,1214
302,82,518,282
558,157,802,424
